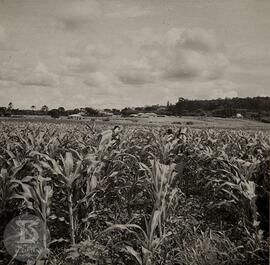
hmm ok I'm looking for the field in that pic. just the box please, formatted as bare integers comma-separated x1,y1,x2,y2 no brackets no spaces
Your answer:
2,114,270,130
0,120,269,265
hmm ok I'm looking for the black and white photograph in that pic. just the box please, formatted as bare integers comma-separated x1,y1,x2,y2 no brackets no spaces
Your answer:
0,0,269,264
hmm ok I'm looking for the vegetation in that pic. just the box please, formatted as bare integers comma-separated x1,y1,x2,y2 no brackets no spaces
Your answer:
0,121,269,264
49,109,60,118
168,96,270,119
1,97,269,121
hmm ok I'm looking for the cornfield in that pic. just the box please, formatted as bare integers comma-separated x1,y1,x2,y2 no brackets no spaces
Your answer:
0,121,269,265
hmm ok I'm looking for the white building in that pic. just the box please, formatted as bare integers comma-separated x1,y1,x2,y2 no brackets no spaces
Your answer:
99,111,113,116
136,112,157,118
68,114,83,120
147,112,158,117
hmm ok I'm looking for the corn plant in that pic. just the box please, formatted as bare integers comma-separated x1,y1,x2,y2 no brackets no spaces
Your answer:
139,158,178,231
0,121,269,265
0,168,20,212
40,152,82,246
11,175,53,258
101,210,170,265
0,149,28,213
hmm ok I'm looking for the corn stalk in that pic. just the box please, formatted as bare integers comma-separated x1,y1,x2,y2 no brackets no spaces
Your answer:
11,175,52,256
40,152,82,246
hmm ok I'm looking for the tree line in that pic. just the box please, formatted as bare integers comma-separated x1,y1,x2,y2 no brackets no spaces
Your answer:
0,104,113,118
167,97,270,120
0,96,269,122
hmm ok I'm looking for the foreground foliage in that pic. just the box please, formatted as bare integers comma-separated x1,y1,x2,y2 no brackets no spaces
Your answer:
0,121,269,265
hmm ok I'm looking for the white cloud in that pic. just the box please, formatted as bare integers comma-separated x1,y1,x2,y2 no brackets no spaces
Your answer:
117,27,230,85
84,71,111,88
54,1,149,31
54,1,102,30
162,79,238,101
0,24,9,50
118,69,155,85
0,25,5,42
0,0,269,110
0,25,236,109
0,68,17,82
62,43,115,75
105,4,149,18
73,59,98,74
181,28,218,52
165,28,185,46
160,28,228,81
85,44,114,58
20,62,58,87
163,50,229,80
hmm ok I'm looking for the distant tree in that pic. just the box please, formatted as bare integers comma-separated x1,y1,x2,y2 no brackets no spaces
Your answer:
41,105,49,112
57,107,66,116
8,102,13,110
174,97,186,115
85,107,99,116
0,107,6,116
135,107,143,111
72,108,80,114
58,107,65,112
121,107,138,116
112,108,121,114
224,99,235,117
49,109,60,118
143,105,160,112
57,107,65,113
166,101,175,115
30,105,36,115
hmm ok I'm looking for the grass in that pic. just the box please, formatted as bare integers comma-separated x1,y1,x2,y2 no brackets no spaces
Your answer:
1,114,270,130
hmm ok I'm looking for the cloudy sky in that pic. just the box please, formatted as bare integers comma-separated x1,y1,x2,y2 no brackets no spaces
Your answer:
0,0,269,109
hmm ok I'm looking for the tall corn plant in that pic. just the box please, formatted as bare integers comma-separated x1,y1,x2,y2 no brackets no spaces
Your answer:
11,175,52,257
0,167,22,211
101,158,179,264
139,158,180,262
40,152,82,246
0,148,29,213
141,129,181,165
139,158,178,231
206,156,263,250
210,158,258,219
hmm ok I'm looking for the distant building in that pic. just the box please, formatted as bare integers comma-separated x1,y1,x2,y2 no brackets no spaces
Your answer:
68,114,83,120
99,111,113,116
147,112,158,117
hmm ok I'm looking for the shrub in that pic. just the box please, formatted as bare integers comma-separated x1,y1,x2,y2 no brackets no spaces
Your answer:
49,109,60,118
260,117,270,123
